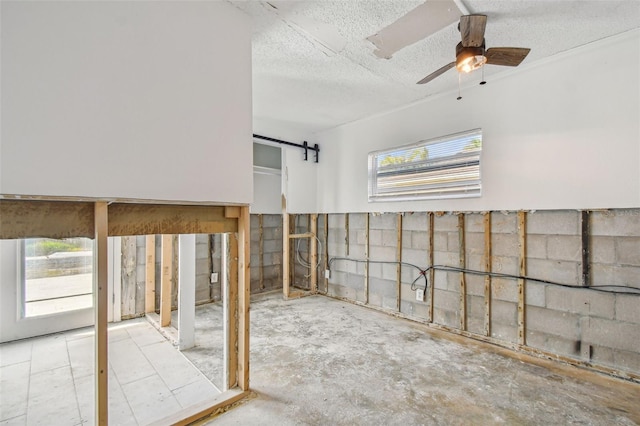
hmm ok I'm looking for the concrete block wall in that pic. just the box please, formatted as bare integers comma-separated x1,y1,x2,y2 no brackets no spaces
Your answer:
250,214,283,293
326,209,640,378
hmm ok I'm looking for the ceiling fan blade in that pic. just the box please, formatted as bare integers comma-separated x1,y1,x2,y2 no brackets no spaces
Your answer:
417,62,456,85
367,0,462,59
485,47,531,66
460,14,487,47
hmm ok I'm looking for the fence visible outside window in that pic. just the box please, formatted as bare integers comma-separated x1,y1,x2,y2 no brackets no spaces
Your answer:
368,129,482,202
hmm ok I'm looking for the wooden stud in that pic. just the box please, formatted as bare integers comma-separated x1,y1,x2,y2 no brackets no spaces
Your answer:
483,212,492,337
121,237,137,318
259,214,264,291
427,212,435,323
458,214,467,331
237,206,251,391
364,213,370,304
344,213,350,256
224,206,241,219
396,213,402,312
0,199,94,239
310,214,318,293
282,198,290,299
227,233,239,389
517,211,527,345
289,214,295,291
94,202,109,426
145,235,156,313
160,234,174,327
581,210,591,287
323,214,329,295
289,232,315,239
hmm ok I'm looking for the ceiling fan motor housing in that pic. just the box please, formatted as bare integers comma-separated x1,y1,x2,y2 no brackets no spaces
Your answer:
455,41,487,73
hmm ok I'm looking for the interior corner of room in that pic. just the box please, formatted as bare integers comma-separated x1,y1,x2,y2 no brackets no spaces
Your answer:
1,1,639,425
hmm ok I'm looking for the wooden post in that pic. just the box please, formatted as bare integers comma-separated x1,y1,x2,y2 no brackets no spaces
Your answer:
238,206,251,391
160,234,173,327
145,235,156,313
483,212,492,337
458,213,467,331
517,211,527,345
226,234,238,389
364,213,370,304
427,212,435,323
323,214,329,294
259,214,264,290
344,213,350,256
94,202,108,426
581,210,591,287
310,214,318,293
396,213,402,312
282,195,290,299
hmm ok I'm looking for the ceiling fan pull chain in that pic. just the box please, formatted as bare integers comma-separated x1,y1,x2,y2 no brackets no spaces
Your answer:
457,72,462,100
480,66,486,85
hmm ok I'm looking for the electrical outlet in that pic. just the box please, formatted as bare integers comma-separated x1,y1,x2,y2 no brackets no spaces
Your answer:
324,269,331,279
416,288,425,302
211,272,219,283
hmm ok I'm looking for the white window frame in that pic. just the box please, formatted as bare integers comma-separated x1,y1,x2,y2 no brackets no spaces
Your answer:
368,129,482,202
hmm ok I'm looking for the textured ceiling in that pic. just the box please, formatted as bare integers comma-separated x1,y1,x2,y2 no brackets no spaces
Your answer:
228,0,640,136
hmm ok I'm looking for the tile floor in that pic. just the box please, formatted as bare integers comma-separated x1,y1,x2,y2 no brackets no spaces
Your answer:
0,318,220,425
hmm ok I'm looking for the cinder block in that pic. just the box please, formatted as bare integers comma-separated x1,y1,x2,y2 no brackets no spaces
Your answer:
492,233,519,257
547,235,581,262
466,253,485,272
589,344,615,366
250,214,259,227
350,243,366,258
591,236,615,264
525,282,546,307
613,265,640,287
526,330,579,357
370,245,396,262
349,213,366,229
527,210,579,235
402,231,412,249
491,300,517,324
526,306,580,340
411,231,429,250
447,231,460,253
492,255,519,275
263,227,282,241
433,288,459,311
434,250,458,266
582,317,640,352
616,237,640,265
591,210,640,237
263,214,283,228
492,279,518,302
402,248,427,267
433,232,448,251
467,294,485,320
491,211,517,234
381,263,396,281
368,229,382,246
465,232,484,256
402,212,426,231
381,230,398,247
433,307,458,328
433,213,459,232
332,284,357,301
466,275,484,297
527,258,579,286
432,273,448,290
370,213,396,230
465,213,484,233
612,348,640,374
446,270,461,292
346,273,364,290
491,322,517,343
545,286,615,319
616,294,640,324
369,277,396,298
368,263,382,279
527,235,547,260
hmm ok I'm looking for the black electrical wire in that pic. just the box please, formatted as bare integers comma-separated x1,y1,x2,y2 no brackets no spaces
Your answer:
327,257,640,296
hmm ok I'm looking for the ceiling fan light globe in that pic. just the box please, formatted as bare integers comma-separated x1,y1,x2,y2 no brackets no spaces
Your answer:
457,54,487,73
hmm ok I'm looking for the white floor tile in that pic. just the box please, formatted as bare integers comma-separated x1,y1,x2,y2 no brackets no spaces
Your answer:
67,335,94,379
0,362,30,421
109,339,154,386
121,375,181,425
30,335,68,374
27,366,80,426
0,414,26,426
0,341,32,368
172,378,220,409
125,321,165,348
141,341,202,391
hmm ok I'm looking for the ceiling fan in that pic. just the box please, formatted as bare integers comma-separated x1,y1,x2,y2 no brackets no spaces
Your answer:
417,14,531,85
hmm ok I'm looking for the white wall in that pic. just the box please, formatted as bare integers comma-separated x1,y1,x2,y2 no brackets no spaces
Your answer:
315,30,640,213
0,1,252,204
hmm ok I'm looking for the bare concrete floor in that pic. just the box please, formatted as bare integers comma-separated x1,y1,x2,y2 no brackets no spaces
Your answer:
207,293,640,425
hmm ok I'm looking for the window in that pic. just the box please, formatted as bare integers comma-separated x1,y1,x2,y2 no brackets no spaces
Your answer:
368,129,482,202
22,237,93,317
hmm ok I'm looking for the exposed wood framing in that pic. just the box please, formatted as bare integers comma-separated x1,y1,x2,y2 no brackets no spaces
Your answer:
237,206,251,390
310,214,318,293
0,199,94,239
94,202,109,426
458,213,467,331
289,214,295,290
259,214,264,291
160,234,174,327
145,235,156,313
396,213,402,312
344,213,350,256
427,212,435,323
483,212,492,337
323,214,329,294
364,213,370,304
517,211,527,345
581,210,591,287
121,237,137,318
282,210,291,299
289,232,314,239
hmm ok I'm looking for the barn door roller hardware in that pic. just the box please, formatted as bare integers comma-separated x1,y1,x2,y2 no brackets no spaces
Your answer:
253,134,320,163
